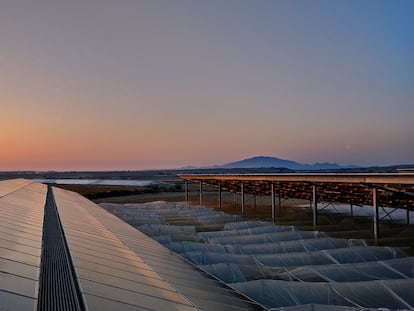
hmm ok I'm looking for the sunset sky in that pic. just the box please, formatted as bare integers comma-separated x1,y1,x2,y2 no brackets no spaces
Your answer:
1,1,413,171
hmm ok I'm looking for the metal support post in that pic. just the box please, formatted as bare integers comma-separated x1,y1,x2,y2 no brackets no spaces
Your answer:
313,185,318,230
373,187,379,242
350,204,353,217
271,183,276,221
184,180,189,202
241,182,245,215
253,194,256,209
218,181,222,210
199,182,203,206
407,207,410,225
278,191,282,214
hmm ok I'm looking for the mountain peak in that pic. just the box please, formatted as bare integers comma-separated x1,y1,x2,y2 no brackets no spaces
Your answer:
221,156,347,170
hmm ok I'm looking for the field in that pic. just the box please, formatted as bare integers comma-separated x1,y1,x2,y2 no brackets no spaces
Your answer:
52,181,414,255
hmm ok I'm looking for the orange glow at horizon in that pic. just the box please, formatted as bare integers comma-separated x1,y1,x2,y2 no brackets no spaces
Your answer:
1,1,413,171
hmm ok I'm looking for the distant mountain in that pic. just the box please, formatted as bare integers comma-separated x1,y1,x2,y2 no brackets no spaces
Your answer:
220,156,353,170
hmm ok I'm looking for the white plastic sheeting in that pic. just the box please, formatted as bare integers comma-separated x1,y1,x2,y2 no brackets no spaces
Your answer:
101,203,166,225
185,246,404,267
137,224,196,236
169,238,366,255
231,279,414,309
197,224,296,240
200,262,248,283
224,220,275,230
200,262,284,283
191,255,413,285
168,241,228,254
102,202,241,227
207,231,328,245
225,237,366,254
101,202,414,310
276,257,414,282
139,228,204,244
270,304,391,311
254,246,405,266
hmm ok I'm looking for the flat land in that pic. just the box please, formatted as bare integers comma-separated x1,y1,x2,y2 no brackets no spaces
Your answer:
54,183,414,255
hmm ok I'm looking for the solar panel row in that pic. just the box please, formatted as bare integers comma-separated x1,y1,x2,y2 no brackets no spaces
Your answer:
56,187,262,311
0,180,46,310
0,180,263,310
53,186,199,311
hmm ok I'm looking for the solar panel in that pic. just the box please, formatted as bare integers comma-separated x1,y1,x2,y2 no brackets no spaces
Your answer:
0,180,47,311
0,179,262,310
52,186,199,311
81,197,262,310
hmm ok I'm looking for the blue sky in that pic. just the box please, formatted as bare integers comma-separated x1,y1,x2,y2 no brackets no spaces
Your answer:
0,0,413,170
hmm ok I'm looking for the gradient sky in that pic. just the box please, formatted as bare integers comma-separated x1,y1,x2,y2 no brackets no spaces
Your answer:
1,0,413,171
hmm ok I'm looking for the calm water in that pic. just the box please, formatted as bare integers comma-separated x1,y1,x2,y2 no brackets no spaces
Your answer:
33,179,156,186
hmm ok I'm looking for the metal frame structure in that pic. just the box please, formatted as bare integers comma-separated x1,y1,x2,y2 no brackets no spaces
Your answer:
180,173,414,242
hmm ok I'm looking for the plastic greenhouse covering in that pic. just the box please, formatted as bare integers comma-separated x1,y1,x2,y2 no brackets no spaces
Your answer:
101,202,241,227
185,246,404,267
100,202,414,310
137,224,196,236
269,304,394,311
168,237,367,255
197,257,414,284
207,231,328,245
224,220,278,230
231,279,414,309
196,224,296,240
275,257,414,282
226,237,367,254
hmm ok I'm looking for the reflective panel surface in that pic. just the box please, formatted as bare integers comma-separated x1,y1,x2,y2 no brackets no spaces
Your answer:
0,180,45,311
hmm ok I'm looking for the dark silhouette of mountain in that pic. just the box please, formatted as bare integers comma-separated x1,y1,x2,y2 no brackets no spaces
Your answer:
220,156,353,170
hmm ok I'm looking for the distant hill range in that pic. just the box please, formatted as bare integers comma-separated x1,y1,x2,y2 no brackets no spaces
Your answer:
219,156,356,170
1,157,413,181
